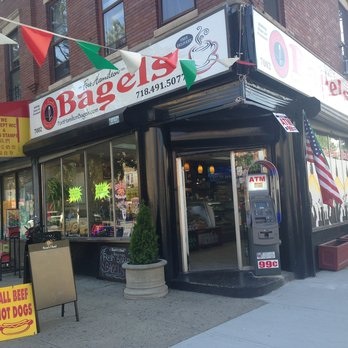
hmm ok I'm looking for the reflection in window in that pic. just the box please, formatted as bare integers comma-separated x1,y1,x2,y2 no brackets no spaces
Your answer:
87,142,113,237
63,152,86,237
112,135,139,238
102,0,126,55
2,174,16,239
18,169,34,238
161,0,195,23
49,0,70,81
44,159,63,233
307,132,348,228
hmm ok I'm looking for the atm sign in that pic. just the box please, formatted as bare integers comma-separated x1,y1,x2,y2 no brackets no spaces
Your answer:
247,174,268,192
257,260,279,269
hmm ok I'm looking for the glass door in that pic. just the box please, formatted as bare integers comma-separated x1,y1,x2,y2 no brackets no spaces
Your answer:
177,148,266,272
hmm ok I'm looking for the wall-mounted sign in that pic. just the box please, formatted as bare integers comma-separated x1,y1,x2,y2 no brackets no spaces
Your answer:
0,283,37,342
253,9,348,116
0,101,30,157
273,113,299,133
247,174,269,192
29,9,229,139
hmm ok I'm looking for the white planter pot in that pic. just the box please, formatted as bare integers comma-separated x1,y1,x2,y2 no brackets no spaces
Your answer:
122,259,168,299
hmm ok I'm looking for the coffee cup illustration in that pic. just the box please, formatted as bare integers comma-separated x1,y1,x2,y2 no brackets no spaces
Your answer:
189,40,218,73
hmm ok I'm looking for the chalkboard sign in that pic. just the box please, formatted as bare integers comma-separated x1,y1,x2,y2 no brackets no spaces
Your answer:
28,240,78,317
99,246,129,281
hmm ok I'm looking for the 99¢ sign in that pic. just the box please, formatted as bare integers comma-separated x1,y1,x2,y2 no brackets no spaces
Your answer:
257,260,279,269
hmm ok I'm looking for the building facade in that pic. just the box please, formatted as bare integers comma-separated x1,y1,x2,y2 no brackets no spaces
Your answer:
0,0,348,295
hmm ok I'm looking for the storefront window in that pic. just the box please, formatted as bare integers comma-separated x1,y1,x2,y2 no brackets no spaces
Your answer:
44,159,63,233
86,142,113,237
2,174,16,238
18,169,34,238
112,135,139,238
42,135,139,239
307,132,348,228
63,152,86,237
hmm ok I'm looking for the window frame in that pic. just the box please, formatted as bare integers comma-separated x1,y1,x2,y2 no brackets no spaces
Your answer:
48,0,70,82
159,0,196,25
263,0,284,25
7,29,21,101
101,0,126,56
339,3,348,59
42,135,139,239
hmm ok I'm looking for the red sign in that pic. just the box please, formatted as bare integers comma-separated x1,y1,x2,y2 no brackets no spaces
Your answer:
257,259,279,269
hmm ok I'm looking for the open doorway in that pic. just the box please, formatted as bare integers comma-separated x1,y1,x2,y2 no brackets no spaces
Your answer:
177,149,267,273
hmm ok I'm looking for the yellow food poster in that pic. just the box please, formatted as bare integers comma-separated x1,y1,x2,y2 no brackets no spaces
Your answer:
0,283,37,341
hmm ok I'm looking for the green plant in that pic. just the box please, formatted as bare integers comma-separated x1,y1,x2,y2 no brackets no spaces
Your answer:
129,203,159,264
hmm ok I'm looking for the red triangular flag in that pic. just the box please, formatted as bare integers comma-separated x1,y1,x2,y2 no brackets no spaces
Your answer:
162,49,179,69
21,26,53,66
151,49,179,69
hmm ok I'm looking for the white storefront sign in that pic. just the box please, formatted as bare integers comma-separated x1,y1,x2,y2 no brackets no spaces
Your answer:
253,9,348,116
29,10,229,139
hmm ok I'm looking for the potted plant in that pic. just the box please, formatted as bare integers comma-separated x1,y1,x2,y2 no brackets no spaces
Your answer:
122,202,168,299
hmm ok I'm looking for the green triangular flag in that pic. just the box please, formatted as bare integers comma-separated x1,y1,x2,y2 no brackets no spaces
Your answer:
77,41,118,71
180,59,197,90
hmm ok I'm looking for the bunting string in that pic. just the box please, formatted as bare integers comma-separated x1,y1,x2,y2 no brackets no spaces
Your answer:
0,16,112,50
0,15,239,89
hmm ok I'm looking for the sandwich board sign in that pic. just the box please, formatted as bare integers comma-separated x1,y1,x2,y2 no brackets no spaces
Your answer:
28,239,79,330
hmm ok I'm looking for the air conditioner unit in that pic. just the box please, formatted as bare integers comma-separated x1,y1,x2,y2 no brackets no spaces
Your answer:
344,59,348,75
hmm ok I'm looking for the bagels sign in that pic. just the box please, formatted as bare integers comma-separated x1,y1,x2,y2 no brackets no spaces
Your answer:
29,9,229,138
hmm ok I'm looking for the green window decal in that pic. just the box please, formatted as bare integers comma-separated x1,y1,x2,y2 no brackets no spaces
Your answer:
95,182,111,200
68,186,83,203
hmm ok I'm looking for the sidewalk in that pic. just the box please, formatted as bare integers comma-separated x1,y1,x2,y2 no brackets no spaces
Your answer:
1,268,347,347
172,268,348,348
0,272,264,348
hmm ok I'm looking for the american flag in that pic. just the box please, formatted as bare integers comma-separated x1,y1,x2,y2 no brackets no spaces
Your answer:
304,118,342,207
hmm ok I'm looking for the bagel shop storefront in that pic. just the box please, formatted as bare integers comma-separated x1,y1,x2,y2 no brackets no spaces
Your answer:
22,8,242,282
21,5,348,296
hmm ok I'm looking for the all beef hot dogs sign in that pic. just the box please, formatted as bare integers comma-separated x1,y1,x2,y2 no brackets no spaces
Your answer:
29,9,229,139
0,283,37,341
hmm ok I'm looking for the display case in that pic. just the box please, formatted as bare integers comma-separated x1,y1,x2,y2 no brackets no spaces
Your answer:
187,202,221,250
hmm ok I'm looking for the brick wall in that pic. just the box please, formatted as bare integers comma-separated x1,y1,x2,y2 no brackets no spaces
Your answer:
283,0,342,72
0,0,345,102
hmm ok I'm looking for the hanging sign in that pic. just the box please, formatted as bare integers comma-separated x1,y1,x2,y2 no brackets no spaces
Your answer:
273,113,299,133
0,283,37,341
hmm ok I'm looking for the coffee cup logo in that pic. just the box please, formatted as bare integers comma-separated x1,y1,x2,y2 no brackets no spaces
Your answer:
189,26,218,74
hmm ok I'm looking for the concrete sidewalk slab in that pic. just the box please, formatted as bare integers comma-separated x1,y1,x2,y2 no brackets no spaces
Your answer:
0,273,264,348
172,268,348,348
